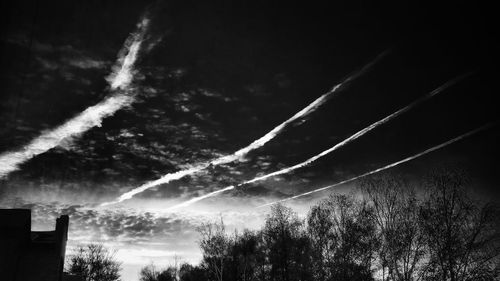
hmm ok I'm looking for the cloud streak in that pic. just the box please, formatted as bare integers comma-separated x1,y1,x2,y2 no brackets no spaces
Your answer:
258,122,495,207
101,50,389,205
165,73,473,209
0,16,151,178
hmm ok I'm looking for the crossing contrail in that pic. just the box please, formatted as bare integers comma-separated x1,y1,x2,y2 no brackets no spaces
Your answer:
257,122,495,207
107,18,150,91
100,51,389,206
0,15,151,178
163,73,473,210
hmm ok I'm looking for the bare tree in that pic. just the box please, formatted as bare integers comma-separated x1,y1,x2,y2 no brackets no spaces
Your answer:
139,263,159,281
198,217,232,281
307,197,335,280
139,263,176,281
66,244,121,281
360,175,426,281
419,169,500,281
307,194,377,281
262,203,311,281
230,229,259,281
179,263,206,281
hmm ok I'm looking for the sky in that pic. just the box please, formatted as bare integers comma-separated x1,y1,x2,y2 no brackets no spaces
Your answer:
1,1,499,280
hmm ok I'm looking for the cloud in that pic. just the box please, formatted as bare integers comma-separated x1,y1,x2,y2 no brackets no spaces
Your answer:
0,192,276,265
66,58,108,70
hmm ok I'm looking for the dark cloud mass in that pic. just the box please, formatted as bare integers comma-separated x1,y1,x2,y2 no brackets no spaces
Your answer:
1,0,499,280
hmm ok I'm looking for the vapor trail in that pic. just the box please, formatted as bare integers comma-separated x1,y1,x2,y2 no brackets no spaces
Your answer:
165,185,236,211
0,16,151,178
164,73,473,210
100,51,389,206
239,72,473,184
257,123,495,207
107,18,150,91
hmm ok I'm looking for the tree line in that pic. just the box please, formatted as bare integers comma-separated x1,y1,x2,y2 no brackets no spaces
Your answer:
67,169,500,281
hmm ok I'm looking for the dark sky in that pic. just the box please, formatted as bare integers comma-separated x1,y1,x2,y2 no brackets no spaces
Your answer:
1,0,499,279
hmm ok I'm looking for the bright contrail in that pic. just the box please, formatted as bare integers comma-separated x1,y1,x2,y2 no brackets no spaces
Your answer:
0,16,151,178
165,185,237,210
257,122,495,207
100,51,389,206
164,73,473,210
107,18,149,91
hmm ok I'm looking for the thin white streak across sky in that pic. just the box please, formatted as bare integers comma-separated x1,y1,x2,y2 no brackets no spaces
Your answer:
0,17,150,178
100,51,389,206
257,122,495,207
164,73,473,210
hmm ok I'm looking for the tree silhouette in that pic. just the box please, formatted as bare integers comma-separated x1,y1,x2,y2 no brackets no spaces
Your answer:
157,169,500,281
419,169,500,281
198,218,232,281
139,263,176,281
360,175,426,281
179,263,207,281
308,194,377,281
66,244,121,281
228,230,259,281
262,204,313,281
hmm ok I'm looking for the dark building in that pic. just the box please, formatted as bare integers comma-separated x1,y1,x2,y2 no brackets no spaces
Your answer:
0,209,69,281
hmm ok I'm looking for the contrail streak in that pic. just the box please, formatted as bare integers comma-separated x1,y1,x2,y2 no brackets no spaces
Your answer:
0,16,151,178
165,185,236,211
257,122,495,207
100,51,389,206
164,73,473,210
107,18,149,91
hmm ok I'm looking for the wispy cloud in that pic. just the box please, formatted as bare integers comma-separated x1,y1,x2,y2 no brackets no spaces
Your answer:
0,194,270,267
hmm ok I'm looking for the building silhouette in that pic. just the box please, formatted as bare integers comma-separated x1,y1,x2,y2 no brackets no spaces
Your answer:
0,209,72,281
